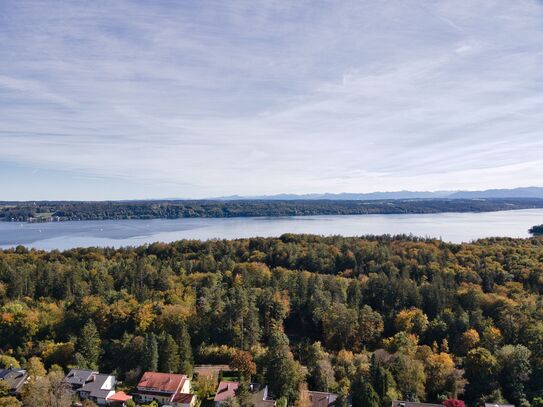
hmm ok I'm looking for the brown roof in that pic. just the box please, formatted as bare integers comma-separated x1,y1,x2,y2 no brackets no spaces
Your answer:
137,372,187,393
173,393,196,404
214,381,240,402
107,391,133,402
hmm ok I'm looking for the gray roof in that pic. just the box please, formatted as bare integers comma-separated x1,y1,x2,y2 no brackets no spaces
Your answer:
484,404,515,407
250,384,275,407
76,373,113,399
0,367,28,394
303,391,338,407
64,369,97,387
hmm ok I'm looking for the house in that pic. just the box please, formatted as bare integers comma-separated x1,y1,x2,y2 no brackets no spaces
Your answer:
63,369,116,406
172,392,197,407
0,366,28,395
301,390,338,407
483,404,515,407
106,391,133,406
214,381,240,407
214,382,275,407
391,402,444,407
64,369,98,391
249,383,275,407
76,373,116,406
133,371,193,406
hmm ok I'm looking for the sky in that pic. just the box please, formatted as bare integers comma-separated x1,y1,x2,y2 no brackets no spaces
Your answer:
1,0,543,200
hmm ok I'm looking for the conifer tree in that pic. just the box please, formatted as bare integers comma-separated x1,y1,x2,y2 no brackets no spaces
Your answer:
159,334,180,373
142,333,158,372
78,320,101,370
178,323,193,375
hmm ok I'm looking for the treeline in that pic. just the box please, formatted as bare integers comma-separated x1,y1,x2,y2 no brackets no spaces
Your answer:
2,235,543,406
2,198,543,222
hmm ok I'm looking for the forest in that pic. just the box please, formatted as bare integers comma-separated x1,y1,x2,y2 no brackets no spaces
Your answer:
1,234,543,407
2,198,543,222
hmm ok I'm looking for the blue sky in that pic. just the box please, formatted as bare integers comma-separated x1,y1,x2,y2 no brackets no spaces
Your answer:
1,0,543,200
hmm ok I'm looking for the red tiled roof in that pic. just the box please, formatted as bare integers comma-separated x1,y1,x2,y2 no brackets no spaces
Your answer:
214,381,240,402
137,372,187,393
173,393,196,404
107,391,133,402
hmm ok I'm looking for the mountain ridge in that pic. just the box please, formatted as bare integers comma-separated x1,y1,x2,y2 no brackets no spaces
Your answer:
213,186,543,201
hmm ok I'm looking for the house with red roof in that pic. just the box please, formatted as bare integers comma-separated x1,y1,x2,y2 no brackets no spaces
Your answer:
106,391,133,406
63,369,116,406
133,371,195,407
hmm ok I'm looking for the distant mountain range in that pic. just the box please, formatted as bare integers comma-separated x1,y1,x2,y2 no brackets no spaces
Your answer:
214,187,543,201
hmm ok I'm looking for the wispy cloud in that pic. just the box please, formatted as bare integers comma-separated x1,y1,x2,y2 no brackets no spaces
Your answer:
1,0,543,199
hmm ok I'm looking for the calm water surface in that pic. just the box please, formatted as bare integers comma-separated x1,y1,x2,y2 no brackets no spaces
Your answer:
1,209,542,250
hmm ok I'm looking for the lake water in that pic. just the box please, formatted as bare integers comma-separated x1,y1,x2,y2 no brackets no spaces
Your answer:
1,209,542,251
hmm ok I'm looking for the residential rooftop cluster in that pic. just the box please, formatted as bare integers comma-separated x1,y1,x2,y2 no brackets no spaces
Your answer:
0,363,519,407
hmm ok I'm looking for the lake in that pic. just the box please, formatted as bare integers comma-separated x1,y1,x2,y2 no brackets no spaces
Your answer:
0,208,542,251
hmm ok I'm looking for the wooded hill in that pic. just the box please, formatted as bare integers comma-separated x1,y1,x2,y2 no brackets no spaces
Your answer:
1,235,543,406
2,198,543,222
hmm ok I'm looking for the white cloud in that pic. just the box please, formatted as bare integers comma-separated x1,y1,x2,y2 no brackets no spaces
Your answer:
1,0,543,199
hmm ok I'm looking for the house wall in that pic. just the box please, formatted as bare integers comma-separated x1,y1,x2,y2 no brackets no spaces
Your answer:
135,393,172,405
180,379,191,394
103,376,116,390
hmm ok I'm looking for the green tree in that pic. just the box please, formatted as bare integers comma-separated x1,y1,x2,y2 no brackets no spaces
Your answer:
464,347,498,402
159,334,180,373
352,381,380,407
321,303,358,350
194,374,218,400
25,357,46,378
235,380,253,407
142,333,159,372
266,329,303,403
0,356,20,369
390,354,426,401
0,397,22,407
178,323,193,375
370,356,397,407
221,398,240,407
358,305,384,348
497,345,531,407
306,343,336,392
78,320,101,370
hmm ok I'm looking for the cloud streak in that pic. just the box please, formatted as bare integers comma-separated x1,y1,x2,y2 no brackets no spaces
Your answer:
1,0,543,199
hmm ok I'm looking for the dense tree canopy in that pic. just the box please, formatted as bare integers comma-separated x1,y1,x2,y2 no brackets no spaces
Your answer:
1,234,543,406
3,198,543,222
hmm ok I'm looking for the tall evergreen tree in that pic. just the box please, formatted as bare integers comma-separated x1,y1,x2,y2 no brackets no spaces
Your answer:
159,334,180,373
78,320,101,370
353,381,380,407
266,329,302,403
142,333,158,372
235,380,253,407
178,323,193,375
